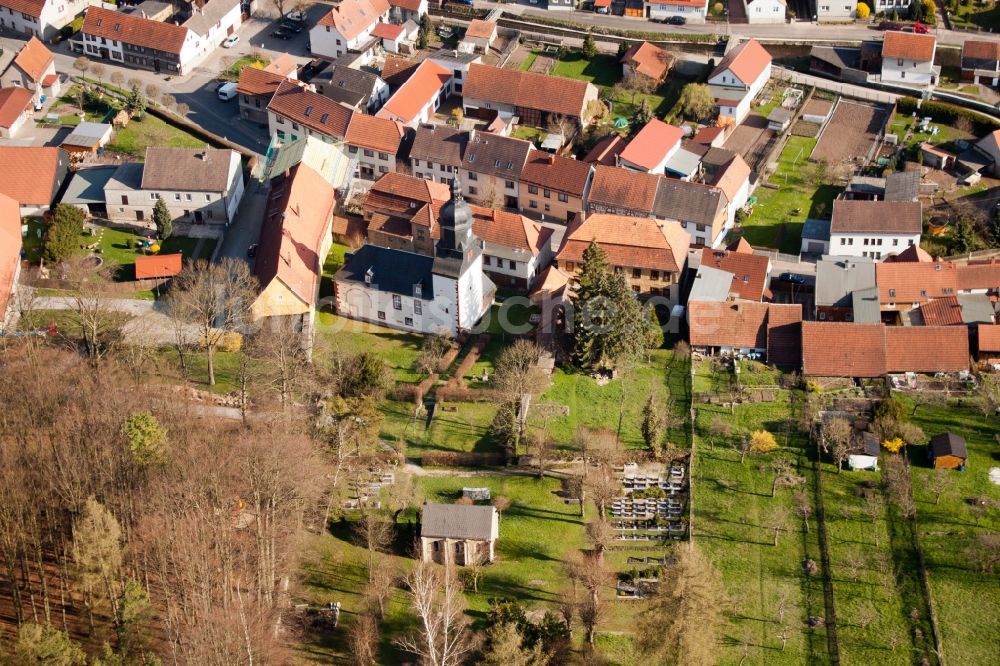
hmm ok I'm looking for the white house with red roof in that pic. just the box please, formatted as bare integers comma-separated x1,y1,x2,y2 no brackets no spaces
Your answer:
0,0,94,40
643,0,707,23
745,0,786,23
0,86,34,138
1,36,59,107
310,0,391,62
81,6,208,75
881,31,938,87
707,38,772,125
376,59,451,128
617,119,683,175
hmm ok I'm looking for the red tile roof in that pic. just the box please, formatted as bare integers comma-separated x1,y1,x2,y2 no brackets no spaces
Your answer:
520,152,592,197
0,146,62,206
389,0,423,9
710,38,772,86
345,113,404,154
263,53,298,78
134,253,183,279
83,6,189,55
883,31,936,62
381,55,419,88
12,36,53,83
957,260,1000,292
372,22,404,40
470,207,552,256
464,19,497,41
0,87,33,129
699,247,770,301
558,213,690,273
236,66,287,97
709,153,751,204
885,326,969,373
583,134,626,167
919,296,963,326
621,41,673,81
802,322,887,377
767,304,804,366
977,324,1000,353
317,0,391,42
0,192,21,317
689,300,769,350
619,120,683,172
268,81,354,139
588,165,659,214
464,63,594,118
692,126,725,145
876,262,958,304
885,244,933,263
0,0,45,19
377,60,450,124
255,164,336,306
963,40,1000,62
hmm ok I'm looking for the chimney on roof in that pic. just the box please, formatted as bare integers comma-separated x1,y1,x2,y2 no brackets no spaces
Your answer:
307,83,317,93
140,10,146,18
197,151,207,161
546,153,555,165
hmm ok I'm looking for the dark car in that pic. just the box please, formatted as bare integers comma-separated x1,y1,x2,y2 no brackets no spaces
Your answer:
280,21,303,33
778,272,806,285
247,243,258,258
667,15,687,25
877,21,903,31
271,29,292,40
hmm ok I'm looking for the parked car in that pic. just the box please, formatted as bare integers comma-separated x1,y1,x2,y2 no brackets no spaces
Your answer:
778,272,806,285
667,15,687,25
213,80,228,93
217,82,238,101
913,22,929,34
280,21,303,33
284,10,307,22
271,29,292,40
222,34,239,48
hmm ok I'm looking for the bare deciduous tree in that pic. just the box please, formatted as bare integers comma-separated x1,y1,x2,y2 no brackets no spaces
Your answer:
395,562,474,666
928,469,953,506
821,417,853,473
349,610,380,666
355,508,395,583
492,495,512,521
585,519,613,563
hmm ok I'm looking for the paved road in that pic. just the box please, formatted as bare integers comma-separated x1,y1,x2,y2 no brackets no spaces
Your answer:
474,0,987,47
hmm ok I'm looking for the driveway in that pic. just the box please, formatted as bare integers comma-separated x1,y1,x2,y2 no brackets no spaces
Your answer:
218,176,268,266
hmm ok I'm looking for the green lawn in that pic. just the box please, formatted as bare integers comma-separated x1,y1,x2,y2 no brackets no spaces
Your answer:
220,54,270,82
381,399,502,460
530,349,690,451
158,348,240,393
550,52,621,88
319,241,351,302
738,136,840,254
313,313,425,385
901,398,1000,666
520,51,539,72
511,125,546,144
949,4,1000,31
692,366,829,665
106,114,206,158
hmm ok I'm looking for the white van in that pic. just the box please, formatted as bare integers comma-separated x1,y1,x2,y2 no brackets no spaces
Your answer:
218,82,238,101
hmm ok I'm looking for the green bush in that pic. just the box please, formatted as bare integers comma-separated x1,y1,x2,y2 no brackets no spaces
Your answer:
896,96,1000,136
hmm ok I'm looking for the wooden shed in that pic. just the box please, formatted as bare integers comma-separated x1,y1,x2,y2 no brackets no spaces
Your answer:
928,432,968,470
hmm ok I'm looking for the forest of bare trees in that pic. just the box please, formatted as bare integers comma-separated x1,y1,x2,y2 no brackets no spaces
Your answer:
0,345,332,663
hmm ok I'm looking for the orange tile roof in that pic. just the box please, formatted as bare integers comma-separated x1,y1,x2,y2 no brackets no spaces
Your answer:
0,146,63,206
957,260,1000,292
83,6,189,55
885,326,969,373
372,22,404,40
919,296,964,326
469,207,551,255
12,36,53,83
464,63,594,118
345,113,404,154
977,324,1000,353
381,55,419,88
530,264,572,302
688,300,770,350
963,40,1000,61
377,60,450,123
619,120,683,172
134,253,183,279
692,126,725,145
876,262,958,303
318,0,391,42
558,213,689,273
267,81,354,139
464,19,496,41
0,87,33,129
520,152,592,197
583,134,626,167
802,322,887,377
389,0,423,10
0,192,21,317
621,41,673,81
255,164,336,306
588,165,659,214
0,0,45,18
709,154,751,204
710,38,772,86
365,172,450,223
236,66,287,97
699,247,770,301
263,53,298,77
883,31,936,62
885,244,933,263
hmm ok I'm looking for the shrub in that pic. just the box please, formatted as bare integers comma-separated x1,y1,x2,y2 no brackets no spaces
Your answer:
881,437,905,454
856,2,871,18
750,430,779,453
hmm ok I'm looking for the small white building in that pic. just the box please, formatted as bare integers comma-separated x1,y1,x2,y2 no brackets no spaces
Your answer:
745,0,786,23
0,87,34,138
829,199,922,260
881,31,938,87
617,119,683,174
847,432,880,471
0,0,94,41
376,59,452,129
0,36,60,108
707,39,772,125
643,0,708,23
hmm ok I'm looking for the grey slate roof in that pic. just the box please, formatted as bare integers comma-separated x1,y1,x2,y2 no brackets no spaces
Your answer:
61,165,117,205
652,179,725,226
335,244,435,298
421,503,497,540
665,147,703,178
884,171,920,202
957,293,997,324
429,48,482,65
410,124,465,166
411,125,533,180
830,200,922,234
815,256,876,308
141,147,234,193
316,65,382,107
851,286,882,324
183,0,242,37
105,162,144,191
689,265,736,302
929,433,967,460
802,218,831,242
62,122,111,147
860,431,880,457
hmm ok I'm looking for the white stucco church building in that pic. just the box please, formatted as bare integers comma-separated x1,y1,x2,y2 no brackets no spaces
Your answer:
334,177,495,336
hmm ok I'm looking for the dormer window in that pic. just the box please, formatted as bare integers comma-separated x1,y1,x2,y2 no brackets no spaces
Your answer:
414,283,422,298
889,289,896,298
920,290,927,297
364,268,374,284
304,106,313,117
321,113,329,123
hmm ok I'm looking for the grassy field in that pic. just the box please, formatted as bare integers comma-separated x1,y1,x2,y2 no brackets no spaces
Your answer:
529,349,690,451
949,4,1000,31
313,313,425,385
106,114,206,158
318,241,350,302
298,475,594,663
550,52,621,88
220,54,270,82
902,398,1000,665
691,361,829,665
381,399,501,459
739,136,840,254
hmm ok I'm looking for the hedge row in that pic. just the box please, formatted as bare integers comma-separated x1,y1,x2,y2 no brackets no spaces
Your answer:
896,96,1000,136
420,451,505,467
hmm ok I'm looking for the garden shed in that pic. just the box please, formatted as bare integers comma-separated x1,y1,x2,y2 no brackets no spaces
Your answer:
928,432,968,470
848,431,880,471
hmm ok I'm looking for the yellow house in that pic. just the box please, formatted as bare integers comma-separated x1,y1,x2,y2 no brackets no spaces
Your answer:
252,163,336,325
